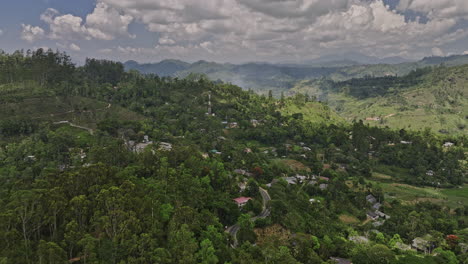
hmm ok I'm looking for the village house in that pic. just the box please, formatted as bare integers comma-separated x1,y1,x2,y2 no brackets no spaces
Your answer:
233,197,252,207
319,184,328,190
159,142,172,151
426,170,435,176
443,142,454,148
412,235,435,254
349,236,369,244
366,194,377,204
367,211,379,220
400,140,412,145
228,122,239,129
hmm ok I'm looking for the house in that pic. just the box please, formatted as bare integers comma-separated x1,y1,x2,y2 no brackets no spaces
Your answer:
319,184,328,190
412,235,435,254
201,153,209,159
296,174,307,182
443,142,454,148
367,211,379,220
244,148,252,153
238,181,247,193
366,194,377,204
375,210,390,219
330,257,352,264
283,177,298,185
319,176,330,181
372,203,382,210
303,147,312,151
228,122,239,129
400,141,412,145
349,236,369,244
426,170,435,176
250,119,260,127
234,169,247,175
159,142,172,151
233,197,252,207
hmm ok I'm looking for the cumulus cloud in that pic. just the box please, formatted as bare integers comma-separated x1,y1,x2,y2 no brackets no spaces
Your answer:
23,0,468,61
432,47,445,57
30,3,134,42
397,0,468,20
21,24,45,42
70,43,81,51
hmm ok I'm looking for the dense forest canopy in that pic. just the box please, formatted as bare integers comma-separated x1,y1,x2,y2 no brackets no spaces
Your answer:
0,49,467,264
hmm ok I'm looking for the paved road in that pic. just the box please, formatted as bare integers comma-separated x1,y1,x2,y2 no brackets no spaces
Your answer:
226,187,271,248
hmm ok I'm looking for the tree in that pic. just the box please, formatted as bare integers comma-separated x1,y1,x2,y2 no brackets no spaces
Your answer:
197,239,219,264
168,224,198,264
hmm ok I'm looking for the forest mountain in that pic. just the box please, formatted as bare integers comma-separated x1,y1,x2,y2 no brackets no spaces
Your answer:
0,49,467,264
124,55,468,135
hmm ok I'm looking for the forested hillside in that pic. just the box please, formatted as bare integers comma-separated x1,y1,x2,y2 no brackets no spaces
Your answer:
0,49,467,264
293,65,468,135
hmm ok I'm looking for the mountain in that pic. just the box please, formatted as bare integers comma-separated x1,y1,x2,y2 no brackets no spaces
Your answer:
124,59,190,76
304,52,411,65
292,64,468,135
0,49,466,264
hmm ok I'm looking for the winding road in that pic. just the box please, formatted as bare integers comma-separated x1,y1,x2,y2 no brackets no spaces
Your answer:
226,187,271,248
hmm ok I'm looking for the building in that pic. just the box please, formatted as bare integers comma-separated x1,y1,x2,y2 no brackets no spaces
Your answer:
366,194,377,204
319,184,328,190
367,211,379,220
233,197,252,207
412,235,435,254
443,142,454,148
159,142,172,151
349,236,369,244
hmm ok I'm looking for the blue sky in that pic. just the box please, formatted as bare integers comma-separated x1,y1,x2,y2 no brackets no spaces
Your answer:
1,0,467,63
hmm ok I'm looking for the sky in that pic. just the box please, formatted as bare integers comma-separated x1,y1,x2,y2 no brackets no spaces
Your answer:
1,0,468,64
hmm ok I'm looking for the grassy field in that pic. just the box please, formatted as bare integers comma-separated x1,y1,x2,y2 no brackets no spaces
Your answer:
367,173,468,208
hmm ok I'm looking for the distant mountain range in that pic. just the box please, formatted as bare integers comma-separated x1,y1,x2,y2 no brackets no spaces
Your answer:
124,54,468,95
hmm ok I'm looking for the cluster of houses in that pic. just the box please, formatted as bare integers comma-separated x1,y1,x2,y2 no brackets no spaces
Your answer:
366,194,390,226
126,135,173,153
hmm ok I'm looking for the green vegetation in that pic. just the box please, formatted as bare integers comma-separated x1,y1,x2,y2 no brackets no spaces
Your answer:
0,49,466,264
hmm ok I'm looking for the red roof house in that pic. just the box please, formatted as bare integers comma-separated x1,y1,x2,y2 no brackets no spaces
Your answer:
233,197,252,207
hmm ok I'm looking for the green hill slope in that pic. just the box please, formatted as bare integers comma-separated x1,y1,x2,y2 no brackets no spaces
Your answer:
292,65,468,135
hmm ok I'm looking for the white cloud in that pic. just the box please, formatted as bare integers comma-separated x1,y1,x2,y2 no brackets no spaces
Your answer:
33,3,134,42
24,0,468,62
86,2,134,40
397,0,468,20
0,29,3,36
431,47,445,57
70,43,81,51
21,24,45,42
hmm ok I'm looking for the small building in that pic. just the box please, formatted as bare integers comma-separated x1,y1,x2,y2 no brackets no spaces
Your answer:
233,197,252,207
159,142,172,151
349,236,369,244
244,148,252,153
426,170,435,176
412,235,435,254
228,122,239,129
443,142,454,148
283,177,298,185
366,194,377,204
250,119,260,127
319,184,328,190
372,203,382,210
367,211,379,220
319,176,330,182
400,141,412,145
303,147,312,151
